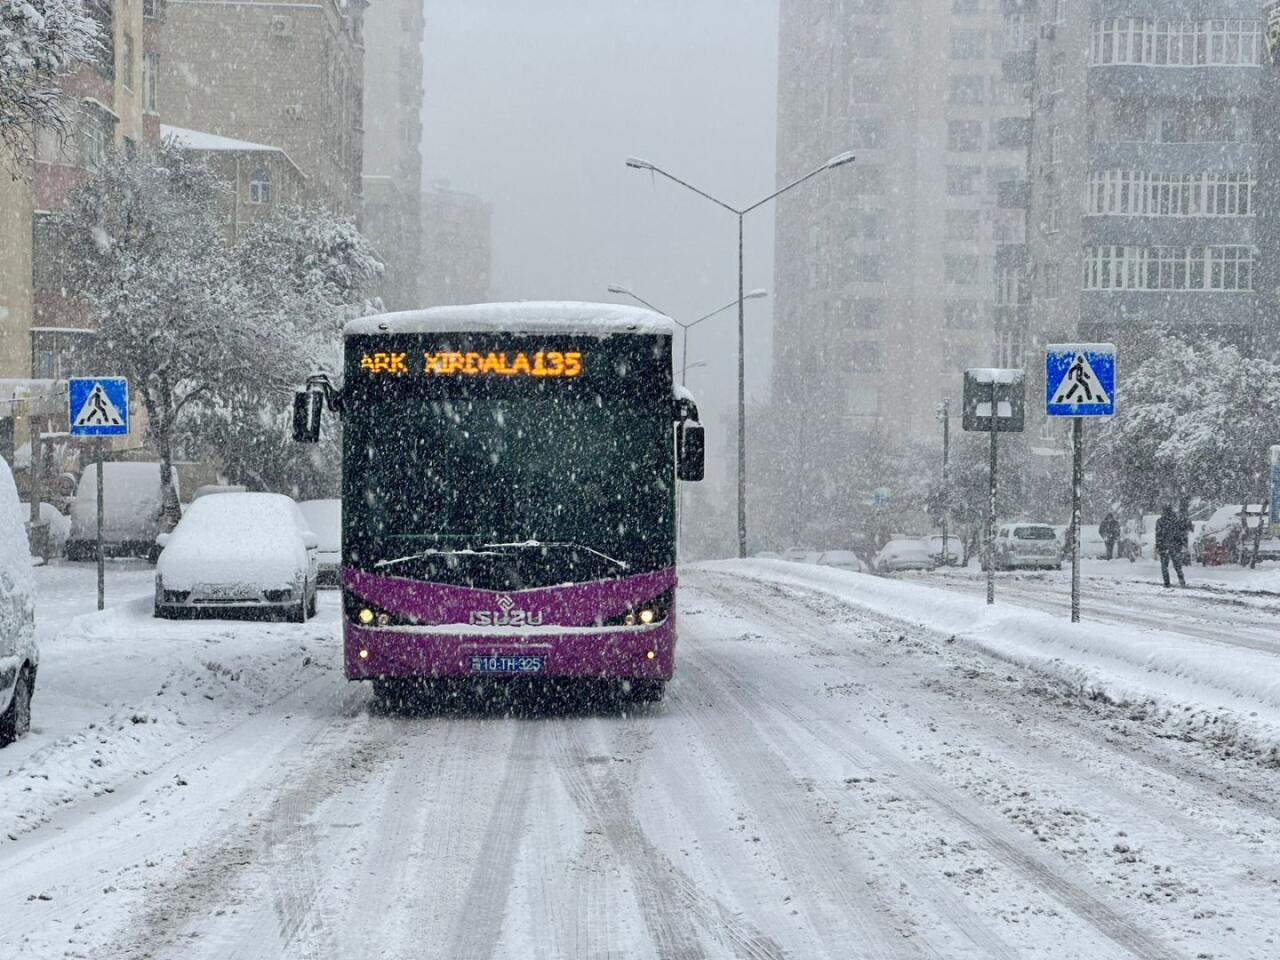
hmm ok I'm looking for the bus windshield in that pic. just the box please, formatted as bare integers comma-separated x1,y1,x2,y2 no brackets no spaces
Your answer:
343,332,675,588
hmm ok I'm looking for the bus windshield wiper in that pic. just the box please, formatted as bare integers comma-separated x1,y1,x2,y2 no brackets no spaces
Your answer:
374,547,506,569
481,540,630,571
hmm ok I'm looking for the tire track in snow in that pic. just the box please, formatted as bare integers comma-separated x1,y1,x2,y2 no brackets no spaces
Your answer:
552,720,791,960
694,570,1192,960
440,721,541,960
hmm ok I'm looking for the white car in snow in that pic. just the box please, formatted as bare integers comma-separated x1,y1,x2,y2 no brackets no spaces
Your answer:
0,458,37,747
297,499,341,587
873,538,934,573
987,523,1062,571
154,493,319,621
67,461,176,562
817,550,868,574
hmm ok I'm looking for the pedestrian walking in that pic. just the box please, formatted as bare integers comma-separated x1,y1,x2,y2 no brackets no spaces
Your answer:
1099,513,1120,560
1155,503,1187,588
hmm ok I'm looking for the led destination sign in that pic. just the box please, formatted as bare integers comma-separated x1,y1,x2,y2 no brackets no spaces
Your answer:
359,350,584,378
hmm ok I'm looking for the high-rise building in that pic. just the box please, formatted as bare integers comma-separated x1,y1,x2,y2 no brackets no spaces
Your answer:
160,0,364,214
772,1,1030,446
420,182,492,308
1016,1,1268,359
361,0,425,311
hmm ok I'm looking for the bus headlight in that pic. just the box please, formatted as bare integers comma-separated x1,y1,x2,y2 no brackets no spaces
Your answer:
601,589,672,627
638,608,655,625
358,607,375,625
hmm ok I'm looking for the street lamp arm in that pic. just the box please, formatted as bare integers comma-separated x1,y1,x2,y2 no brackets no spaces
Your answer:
741,151,856,215
606,285,667,316
625,159,742,216
689,289,768,328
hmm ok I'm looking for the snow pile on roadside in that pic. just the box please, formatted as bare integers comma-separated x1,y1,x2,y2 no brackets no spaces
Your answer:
704,559,1280,760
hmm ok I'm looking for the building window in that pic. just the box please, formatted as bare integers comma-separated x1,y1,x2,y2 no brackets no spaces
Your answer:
951,0,981,17
852,253,885,282
949,75,986,105
1043,264,1061,299
941,338,977,374
1090,18,1262,67
1083,245,1255,291
122,33,134,90
249,168,272,205
1047,53,1065,93
945,255,980,285
995,268,1024,304
83,121,106,170
944,300,981,328
143,52,159,114
848,298,885,329
945,209,981,241
1085,170,1255,217
144,0,161,18
850,210,886,241
850,118,886,149
1047,125,1063,164
946,165,981,196
852,29,888,59
847,0,887,13
849,385,880,418
950,29,986,60
1042,191,1061,233
850,341,882,373
851,164,885,195
996,325,1024,368
947,119,983,151
31,328,98,380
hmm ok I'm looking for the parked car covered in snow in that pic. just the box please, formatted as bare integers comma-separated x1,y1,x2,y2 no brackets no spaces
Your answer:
297,498,341,587
66,462,176,562
922,534,962,567
154,493,319,621
0,458,37,747
817,550,868,573
782,546,820,563
754,551,782,560
1195,505,1277,564
986,523,1062,571
873,538,933,573
22,502,70,558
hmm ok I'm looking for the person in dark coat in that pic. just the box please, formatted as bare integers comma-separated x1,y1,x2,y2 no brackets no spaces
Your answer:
1099,513,1120,560
1155,504,1187,588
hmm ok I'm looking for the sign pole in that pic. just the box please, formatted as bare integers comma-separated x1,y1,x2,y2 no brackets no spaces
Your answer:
96,439,105,612
1071,417,1083,622
986,380,997,606
940,399,950,569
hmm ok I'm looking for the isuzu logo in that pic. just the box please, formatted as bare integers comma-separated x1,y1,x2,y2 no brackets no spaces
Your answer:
469,594,545,627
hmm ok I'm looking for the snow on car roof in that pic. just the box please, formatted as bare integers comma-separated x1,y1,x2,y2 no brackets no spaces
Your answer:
344,302,675,338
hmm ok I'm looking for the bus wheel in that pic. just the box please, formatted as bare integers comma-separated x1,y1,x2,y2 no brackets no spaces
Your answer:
627,679,665,703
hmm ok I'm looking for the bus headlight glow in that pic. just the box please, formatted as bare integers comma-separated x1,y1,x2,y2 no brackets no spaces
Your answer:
638,608,655,625
358,608,375,625
358,648,370,660
646,650,656,660
376,613,391,627
624,612,637,626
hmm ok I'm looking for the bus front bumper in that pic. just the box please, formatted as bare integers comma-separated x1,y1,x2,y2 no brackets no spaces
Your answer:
344,620,676,681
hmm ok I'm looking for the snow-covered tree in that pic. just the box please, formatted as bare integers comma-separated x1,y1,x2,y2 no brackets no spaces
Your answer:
1093,336,1280,514
189,204,382,496
0,0,98,173
59,143,288,522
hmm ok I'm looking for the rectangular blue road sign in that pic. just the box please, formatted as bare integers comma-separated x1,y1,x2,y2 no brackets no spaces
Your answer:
68,378,129,437
1045,344,1116,418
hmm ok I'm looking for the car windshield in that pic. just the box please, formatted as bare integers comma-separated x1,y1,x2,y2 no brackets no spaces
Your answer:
1014,526,1056,540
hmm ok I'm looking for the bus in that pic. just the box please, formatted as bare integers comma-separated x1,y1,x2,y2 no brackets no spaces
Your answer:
292,302,705,703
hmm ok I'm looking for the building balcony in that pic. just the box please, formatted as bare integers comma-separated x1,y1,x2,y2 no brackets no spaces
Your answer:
1080,289,1257,330
993,303,1031,327
997,178,1030,209
995,244,1030,272
1000,0,1036,14
1088,65,1260,102
1001,48,1035,85
992,116,1032,150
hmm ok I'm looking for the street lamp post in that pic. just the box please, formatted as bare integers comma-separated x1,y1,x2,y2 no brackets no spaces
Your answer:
625,151,856,557
606,285,768,386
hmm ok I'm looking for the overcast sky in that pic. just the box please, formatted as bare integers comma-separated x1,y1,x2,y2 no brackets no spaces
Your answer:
421,0,781,425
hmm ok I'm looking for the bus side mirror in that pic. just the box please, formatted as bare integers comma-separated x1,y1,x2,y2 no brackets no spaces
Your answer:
293,391,323,443
678,421,705,482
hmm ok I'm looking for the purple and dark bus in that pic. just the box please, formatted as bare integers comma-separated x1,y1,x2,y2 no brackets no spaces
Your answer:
293,302,705,703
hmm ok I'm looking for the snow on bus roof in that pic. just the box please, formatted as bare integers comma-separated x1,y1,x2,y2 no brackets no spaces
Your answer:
344,302,675,338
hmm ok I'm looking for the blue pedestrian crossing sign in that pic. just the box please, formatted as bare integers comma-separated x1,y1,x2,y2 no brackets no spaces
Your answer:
1045,344,1115,418
68,378,129,437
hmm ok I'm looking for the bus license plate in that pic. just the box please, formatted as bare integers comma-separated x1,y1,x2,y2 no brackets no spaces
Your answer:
469,655,544,674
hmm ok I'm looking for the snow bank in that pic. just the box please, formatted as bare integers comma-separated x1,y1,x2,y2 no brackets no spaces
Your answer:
704,559,1280,757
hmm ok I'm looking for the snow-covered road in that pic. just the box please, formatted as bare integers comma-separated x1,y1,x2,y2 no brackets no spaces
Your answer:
4,562,1280,958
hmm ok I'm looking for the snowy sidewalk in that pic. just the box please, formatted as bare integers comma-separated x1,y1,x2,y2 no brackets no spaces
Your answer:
703,559,1280,759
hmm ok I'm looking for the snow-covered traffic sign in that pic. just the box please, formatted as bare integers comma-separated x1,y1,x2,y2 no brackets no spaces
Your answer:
68,378,129,437
1045,344,1115,418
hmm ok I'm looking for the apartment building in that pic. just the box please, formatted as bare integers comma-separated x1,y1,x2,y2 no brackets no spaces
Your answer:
160,0,364,214
772,0,1030,447
1014,1,1270,359
420,182,493,308
0,0,155,380
361,0,425,310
